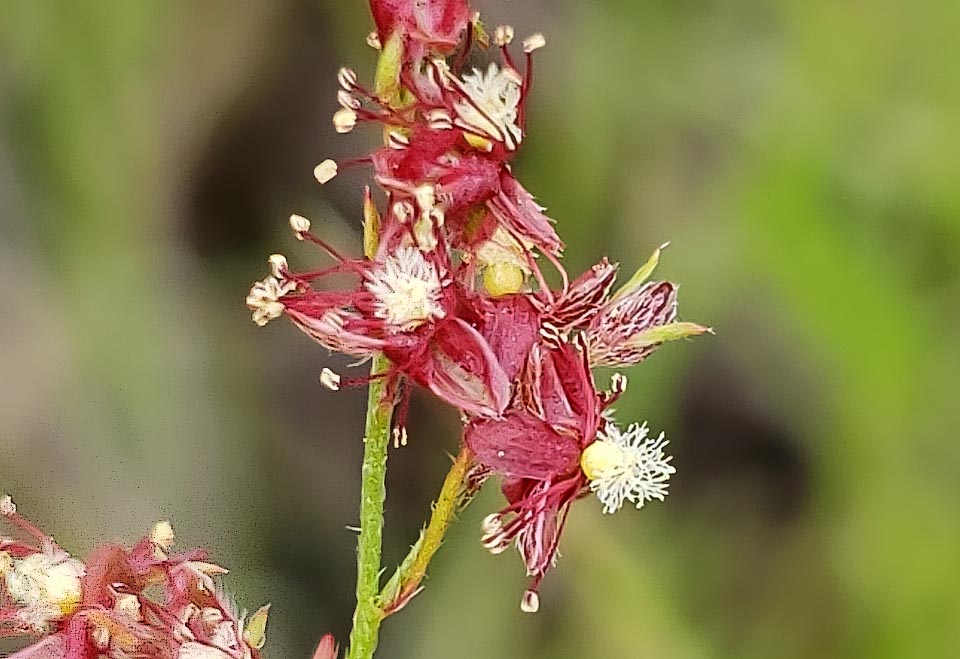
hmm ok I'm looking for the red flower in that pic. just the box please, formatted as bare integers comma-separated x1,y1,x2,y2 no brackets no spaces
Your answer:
246,217,510,418
464,340,605,610
1,500,268,659
465,332,680,611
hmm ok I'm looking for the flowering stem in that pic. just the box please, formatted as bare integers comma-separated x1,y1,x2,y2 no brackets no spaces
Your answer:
378,446,474,615
346,353,395,659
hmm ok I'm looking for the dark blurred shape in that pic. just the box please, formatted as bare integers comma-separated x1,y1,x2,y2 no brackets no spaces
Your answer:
186,0,341,256
674,356,810,523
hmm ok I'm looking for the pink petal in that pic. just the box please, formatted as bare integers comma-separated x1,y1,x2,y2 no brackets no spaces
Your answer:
465,411,581,480
403,318,510,417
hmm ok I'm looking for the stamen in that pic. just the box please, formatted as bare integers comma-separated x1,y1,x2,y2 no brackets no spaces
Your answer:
290,213,312,236
494,25,515,46
337,67,358,91
314,160,338,185
268,254,288,279
320,368,341,391
150,521,176,551
0,494,15,516
337,90,360,110
523,33,546,53
333,108,357,133
520,590,540,613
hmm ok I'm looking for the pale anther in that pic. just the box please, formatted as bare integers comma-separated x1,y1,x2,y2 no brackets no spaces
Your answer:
314,160,338,185
523,33,546,53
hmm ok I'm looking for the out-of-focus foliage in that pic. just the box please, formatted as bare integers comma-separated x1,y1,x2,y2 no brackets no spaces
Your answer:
1,1,958,658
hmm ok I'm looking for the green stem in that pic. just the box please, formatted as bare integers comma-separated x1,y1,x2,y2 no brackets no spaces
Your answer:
345,354,395,659
378,446,473,615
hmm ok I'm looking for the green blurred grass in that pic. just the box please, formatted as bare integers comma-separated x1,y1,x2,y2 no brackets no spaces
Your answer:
2,0,958,657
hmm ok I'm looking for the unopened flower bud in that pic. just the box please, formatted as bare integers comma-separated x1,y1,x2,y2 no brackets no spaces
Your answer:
312,634,339,659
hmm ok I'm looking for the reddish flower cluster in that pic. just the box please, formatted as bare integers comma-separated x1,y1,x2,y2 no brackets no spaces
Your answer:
1,497,269,659
247,0,708,612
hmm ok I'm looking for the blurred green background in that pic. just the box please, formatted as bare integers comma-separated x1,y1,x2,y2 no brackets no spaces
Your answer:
1,0,958,657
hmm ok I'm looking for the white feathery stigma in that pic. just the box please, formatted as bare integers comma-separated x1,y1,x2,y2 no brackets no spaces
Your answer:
365,247,446,332
455,63,523,150
581,422,676,514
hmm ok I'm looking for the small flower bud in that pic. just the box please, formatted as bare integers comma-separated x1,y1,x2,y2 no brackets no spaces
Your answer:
290,213,312,235
333,108,357,133
320,368,341,391
520,590,540,613
314,160,338,185
494,25,514,46
312,634,339,659
522,33,546,53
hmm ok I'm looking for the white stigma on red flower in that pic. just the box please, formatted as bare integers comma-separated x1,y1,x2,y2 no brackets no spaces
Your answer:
455,63,523,150
365,247,446,332
247,275,296,327
581,422,676,514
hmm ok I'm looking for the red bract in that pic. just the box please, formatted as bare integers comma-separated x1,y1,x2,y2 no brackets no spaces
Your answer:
1,500,268,659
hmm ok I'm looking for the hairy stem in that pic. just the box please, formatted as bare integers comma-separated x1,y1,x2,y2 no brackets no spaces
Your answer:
378,446,474,615
345,354,395,659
